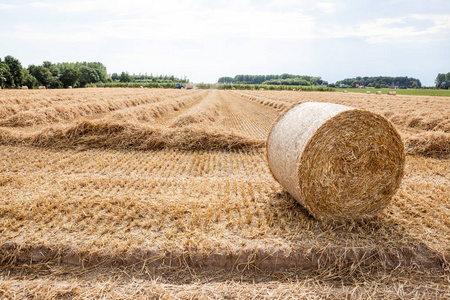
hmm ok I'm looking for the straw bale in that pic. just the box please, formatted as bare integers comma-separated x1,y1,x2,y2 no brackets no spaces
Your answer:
343,90,347,93
267,102,405,222
68,86,72,89
377,91,381,95
366,91,371,94
38,86,46,89
22,86,28,90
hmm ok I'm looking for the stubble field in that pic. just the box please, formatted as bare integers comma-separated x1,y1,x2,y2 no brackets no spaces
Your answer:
0,88,449,299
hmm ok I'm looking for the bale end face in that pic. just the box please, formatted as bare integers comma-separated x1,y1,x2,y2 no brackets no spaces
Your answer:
267,102,405,222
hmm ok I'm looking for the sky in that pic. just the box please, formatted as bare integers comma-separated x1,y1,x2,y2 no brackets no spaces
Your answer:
1,0,449,86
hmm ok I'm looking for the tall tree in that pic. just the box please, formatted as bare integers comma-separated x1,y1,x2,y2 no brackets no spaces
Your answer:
22,69,39,89
111,73,119,81
4,55,24,88
0,60,13,88
28,65,53,86
60,68,81,87
119,72,132,82
435,73,449,89
79,66,99,87
43,61,60,77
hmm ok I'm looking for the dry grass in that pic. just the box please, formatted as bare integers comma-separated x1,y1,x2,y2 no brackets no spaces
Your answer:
404,131,450,158
0,88,193,126
170,90,222,127
0,120,264,151
0,89,449,298
231,90,290,110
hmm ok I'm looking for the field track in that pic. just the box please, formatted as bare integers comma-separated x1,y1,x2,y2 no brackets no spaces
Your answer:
0,88,449,298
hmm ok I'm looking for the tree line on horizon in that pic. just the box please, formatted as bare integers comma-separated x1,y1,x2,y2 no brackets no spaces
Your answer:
0,55,188,89
218,74,327,86
110,73,189,84
335,76,422,89
0,55,448,89
218,74,450,89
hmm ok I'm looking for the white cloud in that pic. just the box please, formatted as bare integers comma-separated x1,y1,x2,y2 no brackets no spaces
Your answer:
91,8,317,41
8,2,317,42
26,0,203,14
0,4,16,10
330,14,450,43
316,2,336,14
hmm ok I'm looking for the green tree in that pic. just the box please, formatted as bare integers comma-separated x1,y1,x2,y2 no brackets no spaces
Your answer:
218,76,234,84
119,72,132,82
79,66,100,87
0,60,12,88
4,55,24,88
111,73,119,81
48,78,64,89
22,69,39,89
435,73,449,89
43,61,60,77
28,65,52,86
60,68,81,87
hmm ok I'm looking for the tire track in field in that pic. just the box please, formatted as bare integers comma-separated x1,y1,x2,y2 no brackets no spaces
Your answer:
217,90,280,139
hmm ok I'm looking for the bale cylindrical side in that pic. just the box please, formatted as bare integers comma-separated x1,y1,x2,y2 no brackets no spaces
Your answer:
267,102,405,222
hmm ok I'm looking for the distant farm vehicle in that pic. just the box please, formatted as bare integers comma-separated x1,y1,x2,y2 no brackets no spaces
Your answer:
186,85,193,89
175,83,184,89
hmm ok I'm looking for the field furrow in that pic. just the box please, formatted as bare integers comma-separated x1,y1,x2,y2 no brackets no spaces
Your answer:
218,91,280,139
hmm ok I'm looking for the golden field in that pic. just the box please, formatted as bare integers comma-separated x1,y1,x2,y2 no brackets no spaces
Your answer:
0,88,449,299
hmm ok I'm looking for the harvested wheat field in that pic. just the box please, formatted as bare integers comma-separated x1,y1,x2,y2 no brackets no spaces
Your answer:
0,88,449,299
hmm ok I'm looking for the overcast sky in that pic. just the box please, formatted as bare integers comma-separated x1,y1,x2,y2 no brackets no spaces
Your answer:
1,0,449,85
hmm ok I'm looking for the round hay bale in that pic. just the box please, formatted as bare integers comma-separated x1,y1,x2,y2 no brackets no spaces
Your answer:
22,86,28,90
377,91,381,95
267,102,405,222
366,91,371,94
